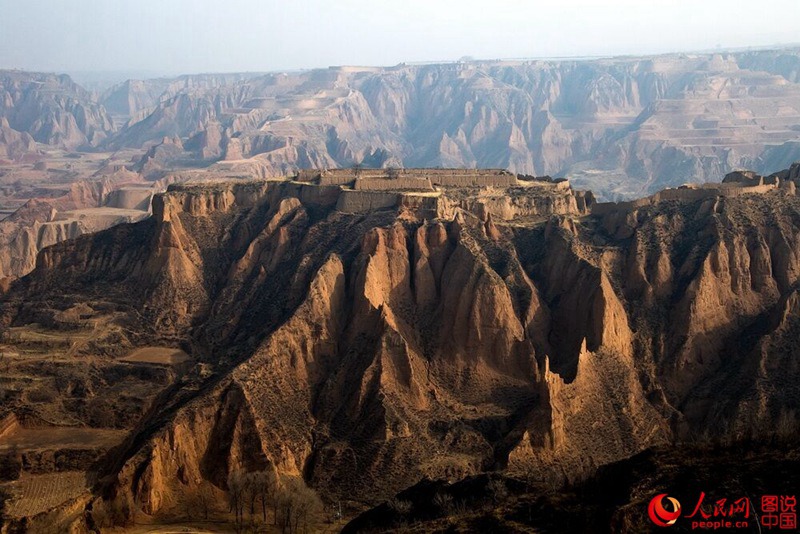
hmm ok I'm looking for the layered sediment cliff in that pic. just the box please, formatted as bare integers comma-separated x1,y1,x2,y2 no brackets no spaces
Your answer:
2,166,800,524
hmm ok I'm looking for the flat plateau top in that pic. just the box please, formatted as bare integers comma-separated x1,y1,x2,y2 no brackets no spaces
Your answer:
119,346,191,366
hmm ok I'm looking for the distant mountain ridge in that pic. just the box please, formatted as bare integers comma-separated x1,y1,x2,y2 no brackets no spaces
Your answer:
96,48,800,199
4,48,800,198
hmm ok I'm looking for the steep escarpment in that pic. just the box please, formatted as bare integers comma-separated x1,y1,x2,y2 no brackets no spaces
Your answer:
3,171,800,525
602,194,800,423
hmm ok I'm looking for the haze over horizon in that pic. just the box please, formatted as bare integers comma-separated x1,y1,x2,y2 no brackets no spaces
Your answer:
1,0,799,78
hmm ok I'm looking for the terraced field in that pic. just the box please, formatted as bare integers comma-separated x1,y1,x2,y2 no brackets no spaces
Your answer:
1,471,87,518
0,426,126,452
4,325,92,352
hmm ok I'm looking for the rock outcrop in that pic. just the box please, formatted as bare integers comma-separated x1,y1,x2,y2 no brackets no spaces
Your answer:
0,71,114,150
3,166,800,523
0,117,36,161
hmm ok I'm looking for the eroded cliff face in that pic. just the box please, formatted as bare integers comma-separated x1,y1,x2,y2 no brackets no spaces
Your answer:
0,117,36,161
4,177,800,519
0,71,114,150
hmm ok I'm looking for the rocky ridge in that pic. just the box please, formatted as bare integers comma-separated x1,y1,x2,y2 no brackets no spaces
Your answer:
2,165,799,527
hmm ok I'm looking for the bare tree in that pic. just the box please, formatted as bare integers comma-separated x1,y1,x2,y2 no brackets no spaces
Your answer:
198,485,214,520
293,482,322,534
243,472,256,527
276,476,323,534
0,486,9,524
250,469,278,524
227,470,247,533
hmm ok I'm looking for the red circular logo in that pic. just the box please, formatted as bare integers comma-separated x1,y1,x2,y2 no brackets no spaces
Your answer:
648,494,682,527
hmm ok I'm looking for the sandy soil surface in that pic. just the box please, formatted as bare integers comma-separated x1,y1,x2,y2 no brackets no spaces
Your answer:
120,346,192,366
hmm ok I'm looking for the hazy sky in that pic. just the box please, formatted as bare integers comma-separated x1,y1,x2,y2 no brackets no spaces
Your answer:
1,0,798,75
